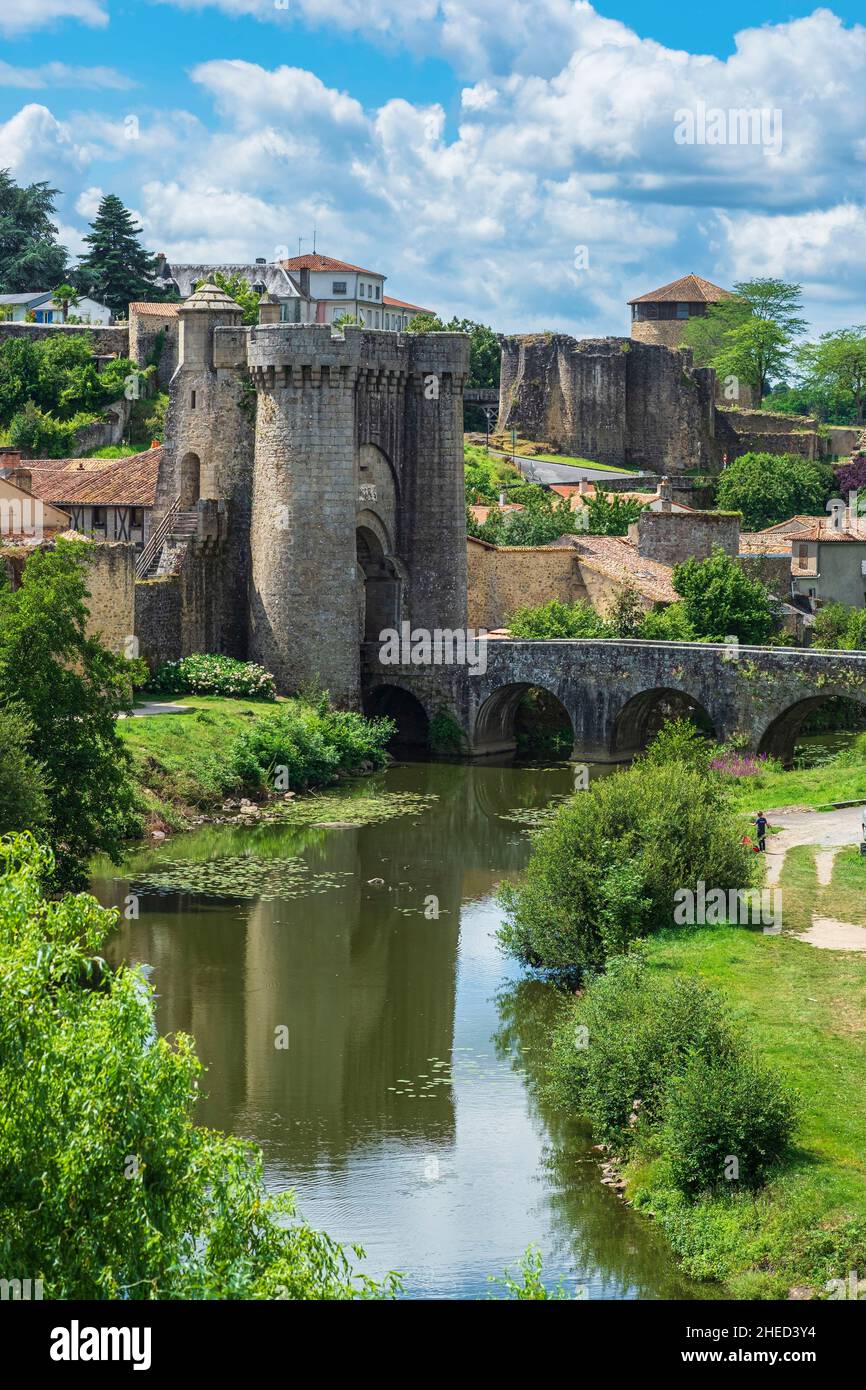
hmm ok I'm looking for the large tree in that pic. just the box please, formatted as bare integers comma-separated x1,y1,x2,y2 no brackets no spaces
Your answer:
682,278,807,403
75,193,160,317
796,327,866,425
672,547,774,644
0,539,141,887
0,169,68,293
715,450,834,530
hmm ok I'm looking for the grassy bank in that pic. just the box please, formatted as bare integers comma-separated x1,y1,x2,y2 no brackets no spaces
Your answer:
615,843,866,1298
729,733,866,812
119,694,391,830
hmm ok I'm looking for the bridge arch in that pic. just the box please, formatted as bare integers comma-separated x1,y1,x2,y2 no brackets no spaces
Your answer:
364,682,431,753
356,523,404,643
757,691,866,767
610,686,716,761
473,682,575,759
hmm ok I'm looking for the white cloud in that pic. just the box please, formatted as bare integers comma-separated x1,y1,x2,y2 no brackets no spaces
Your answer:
0,61,133,90
0,104,87,181
7,4,866,333
0,0,108,35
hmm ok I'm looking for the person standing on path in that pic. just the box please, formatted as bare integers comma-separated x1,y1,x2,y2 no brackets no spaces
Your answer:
754,811,769,853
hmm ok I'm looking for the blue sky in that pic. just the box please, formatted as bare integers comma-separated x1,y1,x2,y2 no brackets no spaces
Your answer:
1,1,865,338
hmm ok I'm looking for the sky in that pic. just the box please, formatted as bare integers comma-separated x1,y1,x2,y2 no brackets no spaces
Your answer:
0,1,865,338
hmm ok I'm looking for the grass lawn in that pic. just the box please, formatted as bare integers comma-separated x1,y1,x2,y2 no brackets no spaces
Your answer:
626,841,866,1298
729,736,866,813
118,692,285,826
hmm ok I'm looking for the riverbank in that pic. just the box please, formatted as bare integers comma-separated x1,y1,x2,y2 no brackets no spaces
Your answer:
118,693,392,833
729,732,866,812
551,811,866,1299
622,849,866,1299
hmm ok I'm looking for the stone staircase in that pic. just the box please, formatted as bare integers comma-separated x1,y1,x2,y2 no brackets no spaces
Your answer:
137,507,199,580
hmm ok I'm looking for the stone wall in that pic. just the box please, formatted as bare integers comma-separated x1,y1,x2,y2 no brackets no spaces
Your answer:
0,321,129,356
128,308,180,387
134,576,182,668
81,540,136,654
498,334,716,474
467,538,588,629
632,508,740,564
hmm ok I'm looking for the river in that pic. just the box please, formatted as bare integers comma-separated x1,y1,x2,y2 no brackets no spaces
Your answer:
93,759,718,1300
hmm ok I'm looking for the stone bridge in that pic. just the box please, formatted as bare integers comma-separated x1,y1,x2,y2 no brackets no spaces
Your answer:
361,639,866,766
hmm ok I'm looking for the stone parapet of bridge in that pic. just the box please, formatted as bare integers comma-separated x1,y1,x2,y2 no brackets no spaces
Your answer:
361,639,866,766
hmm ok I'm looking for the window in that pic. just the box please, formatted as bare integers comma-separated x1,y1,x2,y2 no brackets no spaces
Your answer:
190,390,197,409
92,507,106,528
797,543,809,570
359,284,365,298
131,507,144,528
332,281,347,294
676,302,690,319
375,285,380,300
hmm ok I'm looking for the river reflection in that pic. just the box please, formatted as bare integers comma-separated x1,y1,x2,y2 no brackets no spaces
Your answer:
94,761,718,1299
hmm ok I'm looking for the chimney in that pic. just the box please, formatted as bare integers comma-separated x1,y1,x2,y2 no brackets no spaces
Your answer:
0,447,22,475
578,478,590,496
659,476,672,512
298,267,310,297
258,292,281,325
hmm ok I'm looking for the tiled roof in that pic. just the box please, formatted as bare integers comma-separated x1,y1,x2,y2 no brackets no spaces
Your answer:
549,482,696,513
759,515,823,535
551,533,678,603
280,254,382,276
628,274,732,305
468,502,524,523
788,524,866,542
383,295,433,313
128,301,180,316
739,533,791,554
26,448,161,507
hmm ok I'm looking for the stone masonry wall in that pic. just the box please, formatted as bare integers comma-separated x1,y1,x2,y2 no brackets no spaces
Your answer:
633,508,740,565
499,334,716,473
0,322,129,356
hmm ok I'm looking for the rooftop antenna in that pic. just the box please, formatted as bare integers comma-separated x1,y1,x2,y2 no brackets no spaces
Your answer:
312,227,317,253
298,237,303,257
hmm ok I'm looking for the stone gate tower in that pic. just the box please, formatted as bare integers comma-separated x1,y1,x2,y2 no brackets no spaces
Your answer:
143,288,469,707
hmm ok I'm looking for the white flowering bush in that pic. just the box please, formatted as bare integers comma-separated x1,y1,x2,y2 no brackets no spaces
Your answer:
150,654,277,700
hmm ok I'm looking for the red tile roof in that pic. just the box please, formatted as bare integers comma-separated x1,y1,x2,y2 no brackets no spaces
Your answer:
128,302,180,316
383,295,434,313
628,274,732,305
550,533,678,603
280,254,382,276
26,448,161,507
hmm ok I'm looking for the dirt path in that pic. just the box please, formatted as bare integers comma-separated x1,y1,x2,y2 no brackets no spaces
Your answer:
763,805,862,886
761,805,866,950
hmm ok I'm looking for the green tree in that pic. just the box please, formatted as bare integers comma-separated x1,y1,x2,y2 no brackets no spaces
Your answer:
672,546,775,644
51,283,79,323
796,328,866,425
683,279,807,402
193,271,257,325
0,169,68,292
0,540,141,886
405,311,445,332
507,598,607,638
812,602,866,651
0,833,400,1299
0,707,49,836
715,451,833,530
75,193,160,318
498,760,757,979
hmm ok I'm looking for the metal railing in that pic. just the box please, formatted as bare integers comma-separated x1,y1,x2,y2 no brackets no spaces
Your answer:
136,494,180,579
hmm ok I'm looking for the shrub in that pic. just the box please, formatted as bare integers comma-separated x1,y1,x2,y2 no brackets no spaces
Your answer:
507,598,607,639
150,654,277,700
498,760,757,979
660,1051,798,1194
229,700,394,792
715,451,834,530
8,403,101,457
640,717,714,772
672,547,775,644
547,951,737,1149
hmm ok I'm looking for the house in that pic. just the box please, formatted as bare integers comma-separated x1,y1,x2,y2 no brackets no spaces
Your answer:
0,291,112,325
785,522,866,610
22,448,161,549
628,274,732,349
0,451,70,539
152,252,434,329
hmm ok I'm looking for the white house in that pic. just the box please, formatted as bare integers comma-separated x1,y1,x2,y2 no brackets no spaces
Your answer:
153,253,434,329
0,291,112,325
